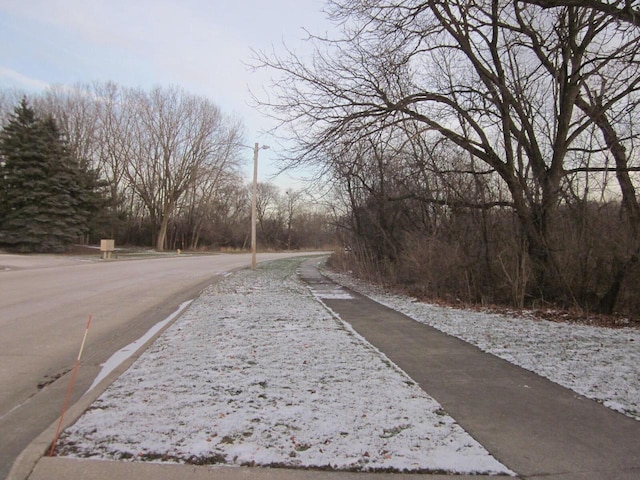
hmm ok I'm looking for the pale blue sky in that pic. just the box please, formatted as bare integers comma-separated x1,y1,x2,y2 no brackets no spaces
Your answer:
0,0,333,186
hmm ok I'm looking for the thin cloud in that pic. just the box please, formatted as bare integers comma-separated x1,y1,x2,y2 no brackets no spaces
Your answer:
0,66,49,91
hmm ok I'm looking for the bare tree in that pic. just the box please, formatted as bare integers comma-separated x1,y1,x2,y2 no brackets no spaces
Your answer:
183,135,244,251
521,0,640,26
513,2,640,310
125,86,243,251
36,85,100,168
283,189,304,249
254,182,283,247
91,83,133,208
255,0,640,306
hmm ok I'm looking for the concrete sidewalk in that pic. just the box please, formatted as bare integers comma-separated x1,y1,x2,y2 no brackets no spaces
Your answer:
298,260,640,480
27,457,500,480
11,258,640,480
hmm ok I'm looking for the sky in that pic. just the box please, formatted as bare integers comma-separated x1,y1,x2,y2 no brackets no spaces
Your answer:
0,0,334,188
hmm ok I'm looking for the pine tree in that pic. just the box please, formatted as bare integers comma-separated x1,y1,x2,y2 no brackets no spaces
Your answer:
0,98,104,252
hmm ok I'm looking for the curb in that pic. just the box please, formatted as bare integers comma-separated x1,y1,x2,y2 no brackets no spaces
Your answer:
7,287,202,480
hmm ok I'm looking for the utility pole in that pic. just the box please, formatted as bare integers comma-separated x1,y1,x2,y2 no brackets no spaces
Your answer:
251,143,269,269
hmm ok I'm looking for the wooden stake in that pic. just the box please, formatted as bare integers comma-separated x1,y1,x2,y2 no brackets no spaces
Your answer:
48,315,92,457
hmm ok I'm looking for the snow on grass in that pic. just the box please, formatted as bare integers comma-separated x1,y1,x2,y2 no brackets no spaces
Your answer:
57,258,511,475
324,267,640,421
86,300,193,393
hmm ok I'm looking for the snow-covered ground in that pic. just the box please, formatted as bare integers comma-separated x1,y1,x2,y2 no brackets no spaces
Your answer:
58,258,512,475
324,268,640,421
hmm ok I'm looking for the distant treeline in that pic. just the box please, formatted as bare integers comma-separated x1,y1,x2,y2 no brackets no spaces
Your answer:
0,84,335,253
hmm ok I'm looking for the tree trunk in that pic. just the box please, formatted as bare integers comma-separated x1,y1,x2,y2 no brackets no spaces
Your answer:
575,96,640,312
156,215,170,251
598,251,639,314
155,200,176,252
507,169,569,304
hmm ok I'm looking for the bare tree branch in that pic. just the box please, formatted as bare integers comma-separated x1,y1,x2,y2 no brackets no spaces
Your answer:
520,0,640,27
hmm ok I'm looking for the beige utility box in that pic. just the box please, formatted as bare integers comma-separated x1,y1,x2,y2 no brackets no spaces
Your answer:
100,239,115,260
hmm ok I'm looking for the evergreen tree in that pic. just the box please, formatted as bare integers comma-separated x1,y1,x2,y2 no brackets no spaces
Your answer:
0,98,104,252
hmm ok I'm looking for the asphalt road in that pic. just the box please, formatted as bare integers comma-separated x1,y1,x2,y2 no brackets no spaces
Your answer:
0,251,316,479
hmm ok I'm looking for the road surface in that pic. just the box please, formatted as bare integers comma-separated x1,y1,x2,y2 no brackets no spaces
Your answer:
0,251,317,478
